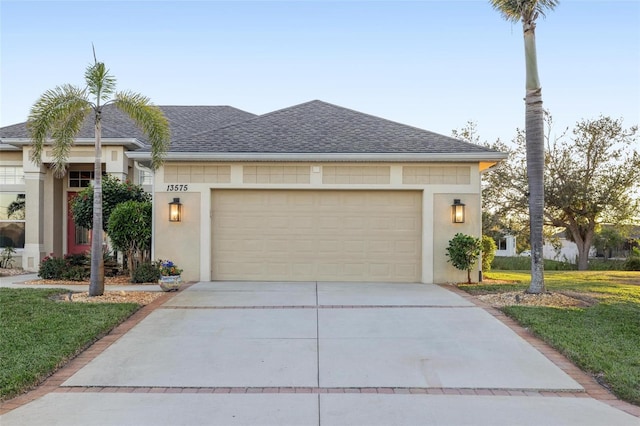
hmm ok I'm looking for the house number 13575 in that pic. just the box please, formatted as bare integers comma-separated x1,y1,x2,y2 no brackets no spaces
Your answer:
166,184,188,191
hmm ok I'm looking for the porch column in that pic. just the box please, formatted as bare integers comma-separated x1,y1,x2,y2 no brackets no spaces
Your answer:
22,167,46,271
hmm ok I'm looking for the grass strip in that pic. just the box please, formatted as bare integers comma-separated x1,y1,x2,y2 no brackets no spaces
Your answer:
0,288,139,401
461,271,640,406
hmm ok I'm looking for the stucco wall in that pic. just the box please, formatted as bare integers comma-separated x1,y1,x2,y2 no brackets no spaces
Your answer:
432,193,481,284
154,191,201,282
154,161,483,284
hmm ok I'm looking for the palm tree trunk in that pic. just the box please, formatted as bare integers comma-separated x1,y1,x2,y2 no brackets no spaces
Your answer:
526,88,545,293
89,112,105,296
523,19,545,294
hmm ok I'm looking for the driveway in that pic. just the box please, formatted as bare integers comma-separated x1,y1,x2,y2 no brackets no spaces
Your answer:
2,282,638,425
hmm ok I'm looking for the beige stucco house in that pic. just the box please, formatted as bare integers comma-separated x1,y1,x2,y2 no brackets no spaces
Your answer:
0,100,506,283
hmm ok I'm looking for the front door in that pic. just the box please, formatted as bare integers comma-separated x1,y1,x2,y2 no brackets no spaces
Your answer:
67,192,91,255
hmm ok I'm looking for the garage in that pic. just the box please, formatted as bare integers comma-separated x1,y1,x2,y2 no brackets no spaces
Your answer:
211,189,422,282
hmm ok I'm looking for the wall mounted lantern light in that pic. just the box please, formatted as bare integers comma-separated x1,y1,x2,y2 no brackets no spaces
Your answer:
452,199,465,223
169,198,182,222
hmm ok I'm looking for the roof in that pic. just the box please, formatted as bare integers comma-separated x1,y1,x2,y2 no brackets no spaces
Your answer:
1,100,505,160
0,105,257,143
168,100,498,155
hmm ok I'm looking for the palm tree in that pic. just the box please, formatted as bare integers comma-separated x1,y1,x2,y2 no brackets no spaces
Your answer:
490,0,557,294
28,54,170,296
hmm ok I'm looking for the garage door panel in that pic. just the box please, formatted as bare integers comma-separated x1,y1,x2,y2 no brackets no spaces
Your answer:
211,190,421,282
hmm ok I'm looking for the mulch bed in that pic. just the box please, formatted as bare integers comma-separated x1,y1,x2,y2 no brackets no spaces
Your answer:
476,291,593,308
2,268,164,305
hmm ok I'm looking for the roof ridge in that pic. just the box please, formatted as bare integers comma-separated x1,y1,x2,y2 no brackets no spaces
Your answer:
171,100,330,144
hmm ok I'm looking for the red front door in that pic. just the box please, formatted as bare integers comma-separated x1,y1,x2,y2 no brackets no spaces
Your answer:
67,192,91,255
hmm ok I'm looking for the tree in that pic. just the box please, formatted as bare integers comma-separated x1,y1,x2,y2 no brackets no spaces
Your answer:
490,0,558,293
72,175,151,232
545,117,639,268
482,115,640,270
107,200,152,277
593,226,627,260
28,52,170,296
446,233,482,284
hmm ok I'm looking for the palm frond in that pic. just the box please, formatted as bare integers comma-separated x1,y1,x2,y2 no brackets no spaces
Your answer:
27,85,92,175
490,0,558,23
114,91,171,170
85,61,116,103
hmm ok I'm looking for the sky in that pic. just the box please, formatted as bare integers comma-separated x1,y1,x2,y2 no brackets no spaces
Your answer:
1,0,639,145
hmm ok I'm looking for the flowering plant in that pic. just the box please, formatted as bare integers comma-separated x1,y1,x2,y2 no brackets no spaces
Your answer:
157,259,183,276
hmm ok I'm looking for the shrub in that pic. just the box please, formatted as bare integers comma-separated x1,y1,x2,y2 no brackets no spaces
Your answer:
481,235,497,273
38,255,67,279
38,253,91,280
131,262,161,283
71,175,151,232
491,256,562,271
623,256,640,271
1,246,16,269
62,265,89,281
64,253,88,267
587,258,625,271
107,201,152,278
446,233,482,284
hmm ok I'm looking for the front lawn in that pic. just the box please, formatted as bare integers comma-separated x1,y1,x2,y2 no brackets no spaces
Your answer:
460,271,640,406
0,288,140,401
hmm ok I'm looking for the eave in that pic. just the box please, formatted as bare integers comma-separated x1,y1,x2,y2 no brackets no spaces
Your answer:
0,138,145,151
126,151,509,163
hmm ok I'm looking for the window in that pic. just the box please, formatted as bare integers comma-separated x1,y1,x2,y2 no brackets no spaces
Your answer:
0,167,24,185
498,238,507,251
0,193,25,248
69,171,94,188
139,170,153,185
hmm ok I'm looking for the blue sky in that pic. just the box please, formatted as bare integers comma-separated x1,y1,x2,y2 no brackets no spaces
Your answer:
1,0,638,145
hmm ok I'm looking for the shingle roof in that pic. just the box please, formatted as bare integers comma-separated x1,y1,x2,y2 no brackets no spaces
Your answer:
169,100,496,154
0,105,257,143
1,100,501,156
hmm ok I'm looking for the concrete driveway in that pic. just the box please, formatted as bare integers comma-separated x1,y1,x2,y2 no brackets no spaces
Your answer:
2,281,638,425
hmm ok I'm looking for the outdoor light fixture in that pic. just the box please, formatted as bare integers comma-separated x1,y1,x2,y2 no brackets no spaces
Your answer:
452,199,465,223
169,198,182,222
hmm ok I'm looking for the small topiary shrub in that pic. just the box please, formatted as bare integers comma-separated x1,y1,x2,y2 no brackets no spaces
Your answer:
481,235,497,273
446,233,482,284
38,255,67,279
131,262,161,283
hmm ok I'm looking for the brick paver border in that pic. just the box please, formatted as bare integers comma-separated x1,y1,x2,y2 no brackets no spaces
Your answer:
2,281,639,419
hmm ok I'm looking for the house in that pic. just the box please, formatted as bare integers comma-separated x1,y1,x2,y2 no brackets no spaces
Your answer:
0,100,506,283
494,234,517,257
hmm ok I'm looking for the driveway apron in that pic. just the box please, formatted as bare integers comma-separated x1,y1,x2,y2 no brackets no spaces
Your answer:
2,281,638,425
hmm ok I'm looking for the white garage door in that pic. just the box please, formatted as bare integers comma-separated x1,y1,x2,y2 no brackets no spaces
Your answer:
211,190,422,282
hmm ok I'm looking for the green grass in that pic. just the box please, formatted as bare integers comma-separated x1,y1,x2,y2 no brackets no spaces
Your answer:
0,288,140,401
460,270,640,405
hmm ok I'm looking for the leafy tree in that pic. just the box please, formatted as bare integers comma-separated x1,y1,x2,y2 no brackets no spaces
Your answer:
72,175,151,232
446,233,482,284
593,226,629,260
107,201,152,277
490,0,558,294
28,52,170,296
481,235,497,272
483,115,639,270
